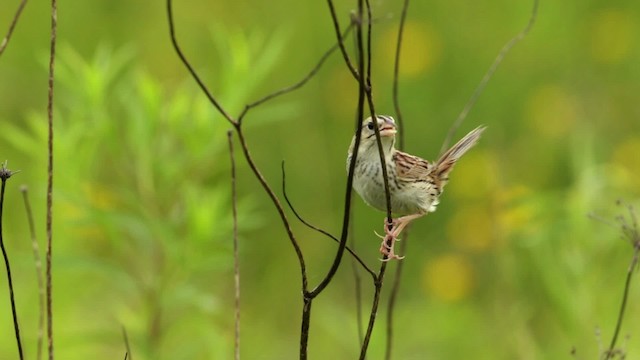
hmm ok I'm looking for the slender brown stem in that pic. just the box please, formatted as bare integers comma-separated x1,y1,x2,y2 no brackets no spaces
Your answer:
439,0,539,154
122,326,132,360
349,211,364,348
308,0,368,300
46,0,58,357
238,24,354,124
385,232,409,360
0,0,28,57
281,162,376,278
385,1,410,357
0,165,24,359
325,0,359,79
604,245,639,359
166,0,236,125
360,265,388,360
392,0,409,151
228,131,241,360
604,204,640,360
21,186,45,360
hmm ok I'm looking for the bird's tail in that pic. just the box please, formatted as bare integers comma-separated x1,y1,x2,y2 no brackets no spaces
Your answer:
435,126,486,179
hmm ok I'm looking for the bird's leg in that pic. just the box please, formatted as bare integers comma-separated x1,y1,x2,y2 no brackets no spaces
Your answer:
390,213,425,239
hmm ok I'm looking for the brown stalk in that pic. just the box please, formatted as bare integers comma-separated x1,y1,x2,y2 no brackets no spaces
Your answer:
46,0,58,357
228,131,241,360
0,164,24,359
21,186,45,360
385,0,410,358
439,0,539,154
0,0,28,57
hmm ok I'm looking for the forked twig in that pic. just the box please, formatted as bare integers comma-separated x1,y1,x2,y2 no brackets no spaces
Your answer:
21,186,45,360
228,131,241,360
0,0,28,57
46,0,58,357
0,163,24,359
439,0,539,154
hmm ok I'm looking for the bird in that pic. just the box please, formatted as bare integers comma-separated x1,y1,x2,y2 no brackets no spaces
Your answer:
346,115,485,260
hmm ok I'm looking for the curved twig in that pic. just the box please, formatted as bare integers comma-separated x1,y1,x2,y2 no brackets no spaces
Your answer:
308,0,370,300
281,162,376,279
392,0,409,151
238,24,355,124
167,0,236,125
0,0,27,57
325,0,359,79
0,164,24,359
439,0,539,154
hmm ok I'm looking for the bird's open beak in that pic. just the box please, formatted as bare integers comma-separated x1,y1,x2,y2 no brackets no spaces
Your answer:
379,125,397,137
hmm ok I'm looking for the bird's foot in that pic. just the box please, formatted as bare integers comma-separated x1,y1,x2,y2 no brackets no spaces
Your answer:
379,233,405,261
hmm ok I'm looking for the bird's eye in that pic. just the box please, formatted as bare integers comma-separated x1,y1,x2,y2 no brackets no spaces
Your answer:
366,122,374,130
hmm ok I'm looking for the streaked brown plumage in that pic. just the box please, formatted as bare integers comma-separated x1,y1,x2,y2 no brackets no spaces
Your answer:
347,115,485,259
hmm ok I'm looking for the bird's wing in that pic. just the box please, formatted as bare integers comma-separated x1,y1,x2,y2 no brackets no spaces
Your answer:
393,151,433,180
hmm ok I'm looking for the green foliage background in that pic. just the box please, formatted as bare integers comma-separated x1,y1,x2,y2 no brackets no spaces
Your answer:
1,0,640,359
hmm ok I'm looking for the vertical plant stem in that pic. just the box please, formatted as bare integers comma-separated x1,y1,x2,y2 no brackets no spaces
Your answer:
228,131,241,360
392,0,409,151
349,210,364,347
359,266,387,360
0,167,24,360
440,0,539,154
21,186,45,360
604,244,639,359
122,326,132,360
46,0,58,358
385,232,408,360
0,0,28,57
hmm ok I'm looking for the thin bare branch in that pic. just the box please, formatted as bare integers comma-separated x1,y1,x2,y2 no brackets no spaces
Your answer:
238,24,355,124
46,0,58,357
21,186,45,360
0,0,27,57
121,326,132,360
392,0,409,151
0,163,24,359
385,232,409,360
604,204,640,360
439,0,539,154
349,211,364,348
228,131,241,360
281,162,376,278
308,0,369,300
325,0,359,79
386,1,411,357
166,0,236,126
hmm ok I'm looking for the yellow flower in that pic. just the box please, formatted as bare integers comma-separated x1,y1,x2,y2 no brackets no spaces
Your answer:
590,9,635,64
422,253,474,302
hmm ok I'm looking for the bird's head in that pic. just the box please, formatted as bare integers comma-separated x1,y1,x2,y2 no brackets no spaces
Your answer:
349,115,397,158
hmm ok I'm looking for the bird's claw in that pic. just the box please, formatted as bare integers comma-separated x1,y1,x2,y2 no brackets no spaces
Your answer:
378,233,404,261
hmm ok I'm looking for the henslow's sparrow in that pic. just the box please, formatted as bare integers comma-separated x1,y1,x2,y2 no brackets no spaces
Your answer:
347,115,485,260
